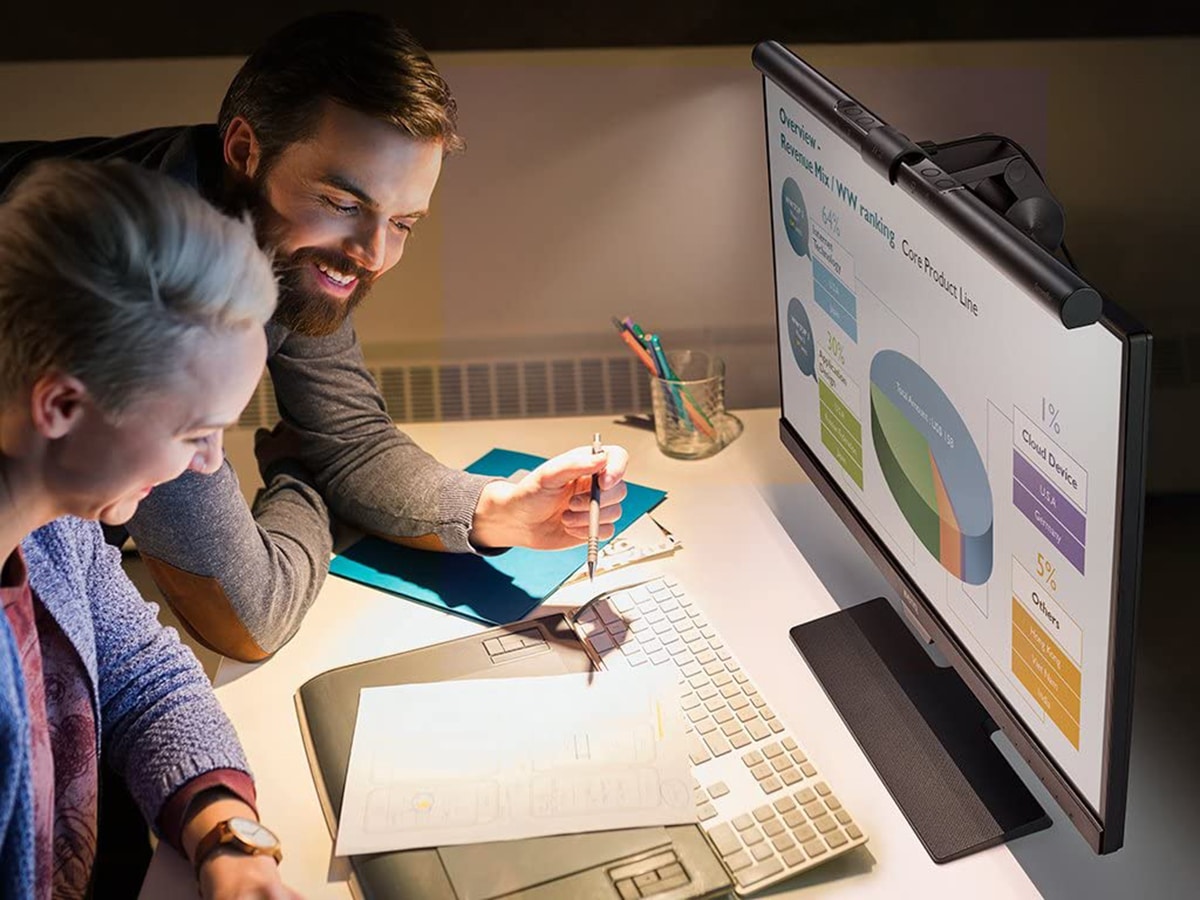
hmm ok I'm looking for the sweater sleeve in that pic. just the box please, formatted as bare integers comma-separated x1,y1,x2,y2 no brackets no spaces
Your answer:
76,520,254,831
267,317,497,553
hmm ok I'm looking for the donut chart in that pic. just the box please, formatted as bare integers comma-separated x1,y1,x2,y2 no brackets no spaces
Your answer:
869,350,993,585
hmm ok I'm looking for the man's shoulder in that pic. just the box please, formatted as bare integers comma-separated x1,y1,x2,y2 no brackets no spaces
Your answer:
0,124,219,196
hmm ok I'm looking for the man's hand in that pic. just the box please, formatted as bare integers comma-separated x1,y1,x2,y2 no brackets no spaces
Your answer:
469,443,630,550
198,851,301,899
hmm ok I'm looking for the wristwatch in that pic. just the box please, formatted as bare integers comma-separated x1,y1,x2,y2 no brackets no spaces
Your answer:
193,816,283,876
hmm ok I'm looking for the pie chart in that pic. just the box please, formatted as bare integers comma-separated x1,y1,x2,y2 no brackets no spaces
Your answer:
869,350,993,584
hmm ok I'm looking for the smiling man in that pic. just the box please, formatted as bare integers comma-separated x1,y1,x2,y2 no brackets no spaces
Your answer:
0,10,630,663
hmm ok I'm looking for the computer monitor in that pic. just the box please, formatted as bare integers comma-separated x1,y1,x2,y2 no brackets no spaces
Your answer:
754,41,1150,860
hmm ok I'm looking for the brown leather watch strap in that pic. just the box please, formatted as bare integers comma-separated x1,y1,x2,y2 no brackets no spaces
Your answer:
193,819,282,877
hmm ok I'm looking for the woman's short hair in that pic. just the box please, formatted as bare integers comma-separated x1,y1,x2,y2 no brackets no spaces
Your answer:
217,10,463,172
0,158,277,417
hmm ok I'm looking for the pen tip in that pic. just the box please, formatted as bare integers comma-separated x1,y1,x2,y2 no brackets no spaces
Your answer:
587,560,596,581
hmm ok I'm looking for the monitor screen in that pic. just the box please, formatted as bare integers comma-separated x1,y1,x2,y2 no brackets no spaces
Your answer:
757,43,1149,852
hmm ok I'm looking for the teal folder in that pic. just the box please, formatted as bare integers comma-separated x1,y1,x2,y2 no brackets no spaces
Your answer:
327,449,668,624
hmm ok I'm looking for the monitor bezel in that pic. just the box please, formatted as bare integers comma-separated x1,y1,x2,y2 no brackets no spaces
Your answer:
754,40,1150,854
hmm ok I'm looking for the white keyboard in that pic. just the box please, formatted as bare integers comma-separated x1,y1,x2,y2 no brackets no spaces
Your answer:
574,576,867,895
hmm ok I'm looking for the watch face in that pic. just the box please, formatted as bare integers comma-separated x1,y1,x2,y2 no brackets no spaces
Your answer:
228,816,279,850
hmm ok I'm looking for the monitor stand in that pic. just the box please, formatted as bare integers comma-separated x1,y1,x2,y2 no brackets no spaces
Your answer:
790,598,1051,863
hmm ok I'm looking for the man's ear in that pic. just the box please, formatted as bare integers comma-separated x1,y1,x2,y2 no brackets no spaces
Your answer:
30,372,90,440
223,115,263,180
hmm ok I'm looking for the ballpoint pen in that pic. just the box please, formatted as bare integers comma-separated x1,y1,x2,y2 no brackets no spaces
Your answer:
587,432,602,581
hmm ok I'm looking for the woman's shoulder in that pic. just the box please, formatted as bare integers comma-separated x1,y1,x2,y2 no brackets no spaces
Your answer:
22,516,106,574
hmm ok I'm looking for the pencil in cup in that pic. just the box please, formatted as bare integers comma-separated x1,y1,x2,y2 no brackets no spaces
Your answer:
613,327,717,439
647,335,695,433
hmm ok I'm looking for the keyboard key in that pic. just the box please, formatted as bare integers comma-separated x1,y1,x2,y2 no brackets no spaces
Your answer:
782,847,806,867
783,810,805,829
734,857,783,888
826,794,842,810
680,661,701,678
826,830,848,848
725,849,752,872
772,834,796,853
616,879,639,900
769,719,786,733
721,720,743,738
836,810,852,826
772,756,792,773
704,733,732,756
803,838,827,858
730,732,751,749
697,685,719,701
719,682,740,698
795,788,816,805
732,814,754,832
697,803,718,821
687,736,711,766
708,781,730,798
737,707,758,723
803,801,825,819
751,842,774,862
741,751,764,767
695,718,718,735
800,761,817,775
793,824,816,843
729,694,750,711
761,777,782,793
762,742,783,758
747,719,771,741
741,827,765,846
708,823,741,855
814,815,838,835
781,768,803,786
790,749,808,764
773,796,796,814
782,737,798,751
713,709,734,725
847,824,863,840
680,692,700,710
751,763,772,781
753,805,774,822
763,819,785,838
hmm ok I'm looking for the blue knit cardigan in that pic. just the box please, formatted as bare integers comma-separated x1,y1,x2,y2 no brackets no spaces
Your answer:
1,517,252,894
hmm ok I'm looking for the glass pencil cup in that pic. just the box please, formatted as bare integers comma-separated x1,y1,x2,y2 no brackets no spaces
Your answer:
649,349,739,460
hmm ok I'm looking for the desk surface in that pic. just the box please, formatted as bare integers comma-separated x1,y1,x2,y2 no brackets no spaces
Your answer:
138,409,1187,899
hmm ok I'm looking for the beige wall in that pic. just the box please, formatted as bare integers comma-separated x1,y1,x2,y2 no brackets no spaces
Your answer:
1,38,1194,485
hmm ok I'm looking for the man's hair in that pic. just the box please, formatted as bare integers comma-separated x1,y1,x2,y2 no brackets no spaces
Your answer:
217,10,463,170
0,159,277,417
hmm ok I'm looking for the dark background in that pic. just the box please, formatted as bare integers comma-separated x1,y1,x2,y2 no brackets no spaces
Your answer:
2,1,1198,61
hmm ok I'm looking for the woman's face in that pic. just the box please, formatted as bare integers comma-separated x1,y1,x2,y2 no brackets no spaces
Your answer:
45,324,267,525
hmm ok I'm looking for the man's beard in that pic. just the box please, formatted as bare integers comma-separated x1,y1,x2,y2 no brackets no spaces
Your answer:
232,175,377,337
272,247,374,337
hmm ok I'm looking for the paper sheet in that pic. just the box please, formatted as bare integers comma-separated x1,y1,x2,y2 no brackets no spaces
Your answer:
335,670,694,855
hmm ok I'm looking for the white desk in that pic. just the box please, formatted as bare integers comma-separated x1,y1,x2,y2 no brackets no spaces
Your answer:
140,409,1099,897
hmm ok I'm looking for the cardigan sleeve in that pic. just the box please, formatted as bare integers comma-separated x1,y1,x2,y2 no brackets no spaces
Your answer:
76,519,255,831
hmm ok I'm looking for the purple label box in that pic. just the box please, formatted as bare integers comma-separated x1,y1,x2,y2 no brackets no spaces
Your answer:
1012,449,1086,574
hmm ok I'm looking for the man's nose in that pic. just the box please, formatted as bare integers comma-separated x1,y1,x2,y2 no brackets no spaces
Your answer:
345,216,387,273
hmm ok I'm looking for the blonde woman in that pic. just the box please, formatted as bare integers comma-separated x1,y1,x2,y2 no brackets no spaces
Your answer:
0,160,297,897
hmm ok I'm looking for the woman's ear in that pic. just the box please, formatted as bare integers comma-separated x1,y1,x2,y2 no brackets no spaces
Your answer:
223,116,263,180
29,372,89,439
